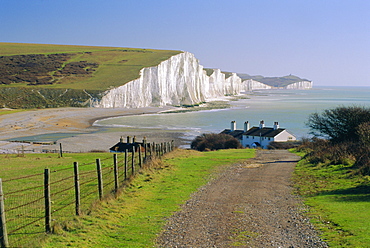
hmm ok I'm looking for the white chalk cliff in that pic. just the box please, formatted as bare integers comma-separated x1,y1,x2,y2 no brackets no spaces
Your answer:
92,52,312,108
285,81,313,89
241,79,272,91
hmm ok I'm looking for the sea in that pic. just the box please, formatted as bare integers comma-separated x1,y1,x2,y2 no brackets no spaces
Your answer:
94,86,370,146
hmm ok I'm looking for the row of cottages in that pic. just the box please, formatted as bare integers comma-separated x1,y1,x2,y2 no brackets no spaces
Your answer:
221,120,296,149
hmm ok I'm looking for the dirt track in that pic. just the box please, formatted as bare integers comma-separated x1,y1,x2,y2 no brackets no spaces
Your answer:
157,150,327,247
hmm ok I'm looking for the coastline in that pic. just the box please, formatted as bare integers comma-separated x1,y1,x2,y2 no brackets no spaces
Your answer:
0,106,188,153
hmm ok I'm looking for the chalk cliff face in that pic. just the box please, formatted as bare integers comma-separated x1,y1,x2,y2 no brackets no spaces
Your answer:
206,69,242,98
285,81,313,89
92,52,244,108
92,52,312,108
93,52,207,108
241,79,272,91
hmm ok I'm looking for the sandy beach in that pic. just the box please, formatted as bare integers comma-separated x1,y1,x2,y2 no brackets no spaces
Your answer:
0,106,189,153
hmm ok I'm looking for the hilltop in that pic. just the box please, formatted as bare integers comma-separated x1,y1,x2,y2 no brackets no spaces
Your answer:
237,73,309,88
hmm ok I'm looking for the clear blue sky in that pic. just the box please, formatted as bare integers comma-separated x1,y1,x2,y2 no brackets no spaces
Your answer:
1,0,369,86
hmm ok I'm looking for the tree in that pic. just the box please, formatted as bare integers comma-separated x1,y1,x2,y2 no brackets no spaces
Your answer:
191,133,242,151
307,106,370,143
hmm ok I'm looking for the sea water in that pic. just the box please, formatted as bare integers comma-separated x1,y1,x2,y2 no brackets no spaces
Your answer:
94,86,370,143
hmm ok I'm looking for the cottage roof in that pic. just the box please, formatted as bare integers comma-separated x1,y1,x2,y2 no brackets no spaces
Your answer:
220,129,244,140
110,141,145,152
243,127,286,137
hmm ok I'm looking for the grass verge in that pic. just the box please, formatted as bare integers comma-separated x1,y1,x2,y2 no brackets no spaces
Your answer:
42,148,255,247
292,152,370,247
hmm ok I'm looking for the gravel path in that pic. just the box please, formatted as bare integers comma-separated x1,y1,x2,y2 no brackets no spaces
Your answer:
156,150,328,247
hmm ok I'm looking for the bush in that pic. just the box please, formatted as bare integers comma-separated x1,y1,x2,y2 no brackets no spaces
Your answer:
301,138,354,166
267,141,302,150
190,133,242,151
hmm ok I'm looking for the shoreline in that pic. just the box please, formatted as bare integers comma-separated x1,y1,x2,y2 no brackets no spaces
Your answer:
0,106,189,153
0,94,261,154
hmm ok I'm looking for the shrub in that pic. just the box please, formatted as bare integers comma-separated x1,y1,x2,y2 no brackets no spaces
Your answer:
267,141,302,150
190,133,242,151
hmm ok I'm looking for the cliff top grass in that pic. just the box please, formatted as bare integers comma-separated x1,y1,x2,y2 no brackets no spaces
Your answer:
0,42,181,91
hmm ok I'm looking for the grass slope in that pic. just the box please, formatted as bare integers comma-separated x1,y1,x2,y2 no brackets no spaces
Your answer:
0,42,181,91
42,149,255,247
293,152,370,247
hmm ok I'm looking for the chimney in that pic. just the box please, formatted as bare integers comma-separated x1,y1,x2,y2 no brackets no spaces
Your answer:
273,122,279,130
244,121,250,132
133,136,136,143
231,120,236,131
120,136,124,143
127,136,131,143
259,120,265,129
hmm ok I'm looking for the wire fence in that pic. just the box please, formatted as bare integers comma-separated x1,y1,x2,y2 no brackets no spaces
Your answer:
0,140,174,248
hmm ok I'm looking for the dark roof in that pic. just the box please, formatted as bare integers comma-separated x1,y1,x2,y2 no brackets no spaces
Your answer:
243,127,286,137
220,129,244,140
110,142,146,152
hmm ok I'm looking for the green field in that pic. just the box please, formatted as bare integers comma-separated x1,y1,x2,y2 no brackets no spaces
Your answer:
0,152,116,247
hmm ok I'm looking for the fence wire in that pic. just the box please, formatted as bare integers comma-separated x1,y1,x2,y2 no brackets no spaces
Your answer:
0,143,171,247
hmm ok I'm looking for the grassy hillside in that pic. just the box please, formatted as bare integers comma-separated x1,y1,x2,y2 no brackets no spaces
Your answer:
0,43,181,90
0,43,181,108
238,73,310,87
293,151,370,247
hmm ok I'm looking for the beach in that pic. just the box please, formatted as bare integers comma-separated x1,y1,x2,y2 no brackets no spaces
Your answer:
0,106,188,153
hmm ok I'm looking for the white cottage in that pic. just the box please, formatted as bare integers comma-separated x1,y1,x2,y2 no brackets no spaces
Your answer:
221,120,296,149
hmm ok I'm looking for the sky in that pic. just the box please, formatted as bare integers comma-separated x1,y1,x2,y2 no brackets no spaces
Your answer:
1,0,369,86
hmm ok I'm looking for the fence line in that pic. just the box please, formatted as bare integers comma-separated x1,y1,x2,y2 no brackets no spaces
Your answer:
0,140,174,247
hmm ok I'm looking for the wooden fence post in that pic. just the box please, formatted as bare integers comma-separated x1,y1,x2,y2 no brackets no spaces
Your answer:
138,145,142,168
113,154,119,192
73,162,80,216
59,143,63,158
0,179,9,248
44,169,51,233
143,138,147,160
124,149,128,180
131,149,135,175
96,159,103,200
